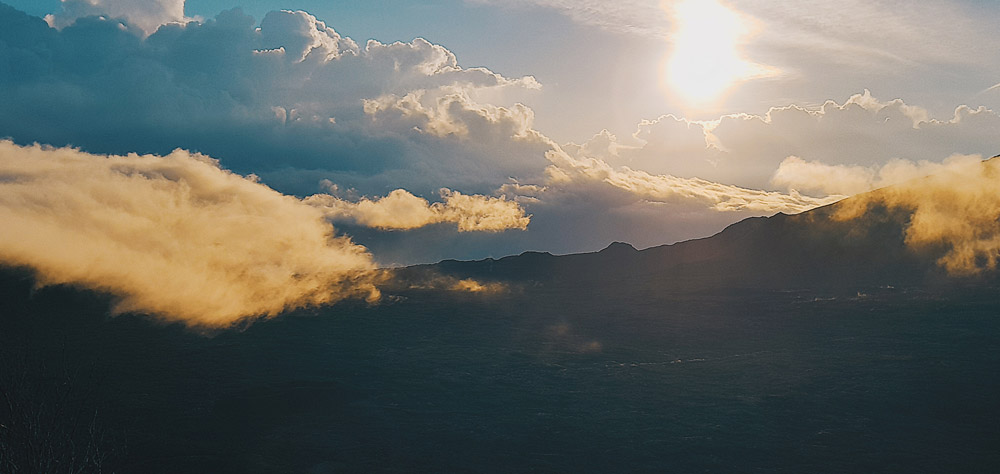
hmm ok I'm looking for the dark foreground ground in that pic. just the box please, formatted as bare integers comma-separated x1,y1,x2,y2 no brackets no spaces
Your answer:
2,269,999,473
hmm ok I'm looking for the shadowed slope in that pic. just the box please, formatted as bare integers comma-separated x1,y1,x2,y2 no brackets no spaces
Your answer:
408,179,992,291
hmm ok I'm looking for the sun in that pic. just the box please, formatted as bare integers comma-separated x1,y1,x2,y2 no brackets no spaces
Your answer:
664,0,767,106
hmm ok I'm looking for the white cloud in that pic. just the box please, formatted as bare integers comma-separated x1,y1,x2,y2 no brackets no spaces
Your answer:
623,91,1000,189
257,10,358,62
362,88,543,143
771,156,876,196
45,0,194,36
772,153,988,197
504,148,838,215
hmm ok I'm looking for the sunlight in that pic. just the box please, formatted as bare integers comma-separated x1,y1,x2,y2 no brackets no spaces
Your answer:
664,0,763,106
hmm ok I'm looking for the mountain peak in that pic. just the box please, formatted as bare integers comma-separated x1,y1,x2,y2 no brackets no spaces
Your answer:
600,241,637,253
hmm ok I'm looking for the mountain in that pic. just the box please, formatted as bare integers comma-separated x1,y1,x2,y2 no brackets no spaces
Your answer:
403,186,992,292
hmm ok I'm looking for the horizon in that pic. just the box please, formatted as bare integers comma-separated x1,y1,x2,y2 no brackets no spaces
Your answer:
2,3,1000,472
2,0,1000,323
2,0,999,261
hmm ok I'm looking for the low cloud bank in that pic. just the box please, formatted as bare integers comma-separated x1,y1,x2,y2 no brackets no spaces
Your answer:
0,141,378,326
833,155,1000,275
503,149,840,215
771,154,988,196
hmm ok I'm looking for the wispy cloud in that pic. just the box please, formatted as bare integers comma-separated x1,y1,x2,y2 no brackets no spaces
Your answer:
470,0,999,69
466,0,668,37
504,148,839,215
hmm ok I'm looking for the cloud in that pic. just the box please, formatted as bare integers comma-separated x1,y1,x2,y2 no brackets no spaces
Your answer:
738,0,998,70
504,148,838,214
771,156,877,196
305,186,530,232
362,88,543,143
467,0,667,37
3,3,823,264
0,140,379,326
469,0,1000,70
623,91,1000,189
257,9,358,62
832,155,1000,275
771,154,987,196
0,5,546,196
44,0,195,36
5,4,996,266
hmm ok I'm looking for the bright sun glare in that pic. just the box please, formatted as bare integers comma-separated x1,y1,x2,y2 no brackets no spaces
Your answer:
664,0,764,106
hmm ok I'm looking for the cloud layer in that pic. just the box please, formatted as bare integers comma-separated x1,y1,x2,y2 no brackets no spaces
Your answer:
471,0,1000,71
833,155,1000,275
507,149,838,214
604,91,1000,190
771,154,988,196
0,140,377,326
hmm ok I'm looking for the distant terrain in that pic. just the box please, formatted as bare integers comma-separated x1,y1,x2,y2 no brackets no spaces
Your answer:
3,189,1000,473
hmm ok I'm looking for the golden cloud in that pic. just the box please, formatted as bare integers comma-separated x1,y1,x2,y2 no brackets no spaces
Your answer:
305,188,530,232
0,141,378,326
833,155,1000,275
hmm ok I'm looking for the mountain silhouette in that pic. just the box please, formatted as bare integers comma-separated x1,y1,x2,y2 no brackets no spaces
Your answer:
403,182,994,292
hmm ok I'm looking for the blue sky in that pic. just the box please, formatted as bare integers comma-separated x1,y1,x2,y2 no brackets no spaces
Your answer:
1,0,999,267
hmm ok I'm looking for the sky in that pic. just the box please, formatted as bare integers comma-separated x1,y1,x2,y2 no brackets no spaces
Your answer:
1,0,999,322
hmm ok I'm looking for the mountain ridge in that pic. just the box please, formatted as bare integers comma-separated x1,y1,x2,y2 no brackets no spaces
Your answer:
403,185,995,292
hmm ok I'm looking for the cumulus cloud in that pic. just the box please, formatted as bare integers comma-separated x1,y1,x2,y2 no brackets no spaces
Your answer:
623,91,1000,189
0,140,378,326
305,186,530,232
832,155,1000,275
0,4,545,196
45,0,194,36
257,9,358,62
362,88,544,144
